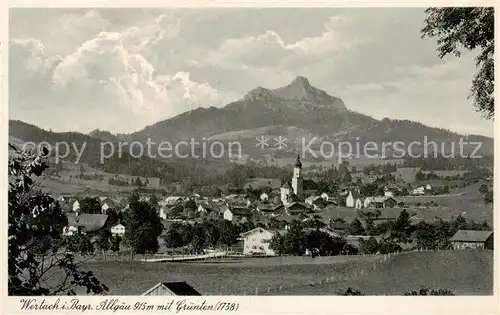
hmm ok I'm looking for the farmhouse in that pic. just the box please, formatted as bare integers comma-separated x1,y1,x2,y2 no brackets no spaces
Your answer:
285,202,309,215
450,230,494,250
373,196,397,208
223,207,252,223
412,186,426,195
110,223,125,236
142,282,201,296
239,227,287,256
256,203,284,216
64,213,108,236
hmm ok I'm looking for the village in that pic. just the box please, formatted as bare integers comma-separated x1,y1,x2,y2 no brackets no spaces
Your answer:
55,154,494,263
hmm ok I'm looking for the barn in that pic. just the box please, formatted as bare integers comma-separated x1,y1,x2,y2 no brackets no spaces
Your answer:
142,282,201,296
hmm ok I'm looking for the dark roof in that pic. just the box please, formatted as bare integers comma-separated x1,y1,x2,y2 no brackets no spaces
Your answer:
229,207,252,216
66,213,108,233
450,230,493,242
274,214,301,223
142,282,201,296
330,222,348,230
257,203,283,212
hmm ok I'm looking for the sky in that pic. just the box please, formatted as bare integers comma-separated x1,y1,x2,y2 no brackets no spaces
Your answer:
8,8,494,137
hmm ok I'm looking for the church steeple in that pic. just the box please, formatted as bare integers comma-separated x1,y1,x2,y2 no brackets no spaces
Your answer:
294,153,302,168
292,153,303,196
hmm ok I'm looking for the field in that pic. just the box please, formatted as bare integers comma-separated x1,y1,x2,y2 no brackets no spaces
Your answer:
398,182,493,224
69,250,492,296
269,250,493,295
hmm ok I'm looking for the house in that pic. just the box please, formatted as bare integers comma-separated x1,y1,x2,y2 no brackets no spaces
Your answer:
330,221,348,233
346,191,362,209
223,207,252,223
425,184,432,191
239,227,287,256
320,192,331,201
72,200,80,212
110,223,125,236
280,182,292,204
100,198,116,214
364,197,374,208
165,196,185,205
412,186,426,195
373,196,397,208
285,202,310,215
260,192,269,201
63,213,109,236
142,282,201,296
450,230,494,250
256,203,284,216
305,195,321,206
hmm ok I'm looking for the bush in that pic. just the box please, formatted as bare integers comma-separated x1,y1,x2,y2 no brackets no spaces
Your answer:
404,287,455,296
337,287,363,295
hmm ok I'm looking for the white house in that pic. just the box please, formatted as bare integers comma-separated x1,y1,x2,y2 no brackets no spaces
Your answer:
101,202,112,214
384,190,394,197
239,227,287,256
165,196,184,205
260,192,269,201
110,223,125,236
354,198,362,209
425,184,432,191
72,200,80,212
320,192,330,201
412,186,425,195
364,197,374,208
346,191,354,208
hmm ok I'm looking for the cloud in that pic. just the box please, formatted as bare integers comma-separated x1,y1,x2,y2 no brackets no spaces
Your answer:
10,15,225,133
8,8,492,137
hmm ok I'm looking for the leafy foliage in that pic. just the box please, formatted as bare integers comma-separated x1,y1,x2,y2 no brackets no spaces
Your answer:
8,143,108,295
422,8,494,119
122,194,163,254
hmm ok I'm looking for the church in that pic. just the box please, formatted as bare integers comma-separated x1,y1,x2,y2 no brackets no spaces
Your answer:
280,154,319,205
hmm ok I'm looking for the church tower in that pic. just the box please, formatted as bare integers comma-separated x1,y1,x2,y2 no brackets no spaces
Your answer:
292,154,303,196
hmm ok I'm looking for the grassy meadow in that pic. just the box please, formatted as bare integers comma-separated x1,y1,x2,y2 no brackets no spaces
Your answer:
68,250,492,296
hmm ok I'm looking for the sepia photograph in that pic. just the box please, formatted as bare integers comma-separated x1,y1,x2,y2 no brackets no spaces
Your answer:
7,5,495,298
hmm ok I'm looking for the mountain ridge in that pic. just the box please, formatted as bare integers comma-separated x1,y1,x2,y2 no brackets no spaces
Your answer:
9,76,494,161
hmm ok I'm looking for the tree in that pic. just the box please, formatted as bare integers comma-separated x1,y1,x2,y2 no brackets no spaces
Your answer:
79,197,102,214
8,143,107,295
359,237,379,254
422,8,494,118
219,221,239,246
163,228,185,249
122,195,163,254
269,232,286,256
479,184,489,194
96,229,111,253
110,236,121,252
390,209,412,242
346,219,365,235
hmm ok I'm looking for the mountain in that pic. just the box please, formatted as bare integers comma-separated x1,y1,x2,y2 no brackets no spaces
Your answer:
9,76,494,165
128,76,493,157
